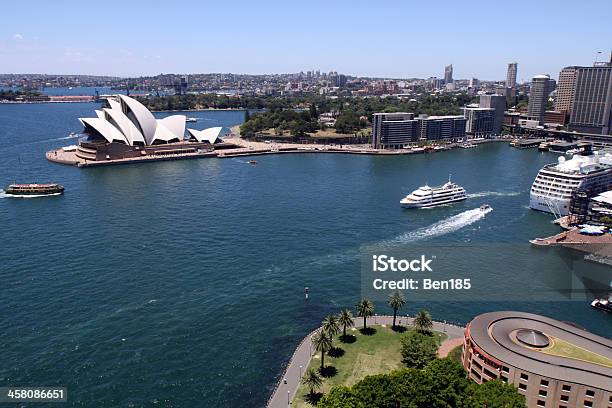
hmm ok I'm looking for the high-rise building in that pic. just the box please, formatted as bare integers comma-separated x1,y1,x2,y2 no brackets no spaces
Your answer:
528,74,552,124
463,107,494,137
444,64,453,84
506,62,518,88
371,113,465,149
568,65,612,135
479,94,506,134
555,67,578,114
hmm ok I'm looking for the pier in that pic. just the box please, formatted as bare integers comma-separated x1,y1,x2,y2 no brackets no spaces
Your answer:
530,227,612,258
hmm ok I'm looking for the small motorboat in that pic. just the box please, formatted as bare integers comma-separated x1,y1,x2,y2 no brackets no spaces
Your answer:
248,160,258,165
480,204,492,211
186,117,198,123
590,296,611,313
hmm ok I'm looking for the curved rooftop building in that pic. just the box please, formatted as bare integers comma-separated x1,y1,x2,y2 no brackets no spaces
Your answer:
71,95,226,164
463,311,611,408
79,94,186,146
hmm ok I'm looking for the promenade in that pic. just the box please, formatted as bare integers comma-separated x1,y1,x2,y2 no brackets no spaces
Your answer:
266,315,465,408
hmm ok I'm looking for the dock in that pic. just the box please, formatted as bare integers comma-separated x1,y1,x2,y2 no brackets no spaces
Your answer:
530,227,612,257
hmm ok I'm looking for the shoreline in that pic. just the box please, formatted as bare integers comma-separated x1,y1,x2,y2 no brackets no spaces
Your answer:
266,315,465,408
46,136,508,168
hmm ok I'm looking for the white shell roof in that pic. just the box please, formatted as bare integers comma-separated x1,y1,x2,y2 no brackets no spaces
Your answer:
78,94,187,146
186,127,223,144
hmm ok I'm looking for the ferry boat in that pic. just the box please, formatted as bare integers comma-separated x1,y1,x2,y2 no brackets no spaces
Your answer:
459,143,476,149
529,152,612,216
400,177,467,208
4,183,64,196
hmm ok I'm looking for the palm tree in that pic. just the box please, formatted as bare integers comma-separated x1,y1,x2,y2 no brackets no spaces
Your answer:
312,331,333,371
388,290,406,329
356,298,374,330
322,314,340,346
301,368,322,400
338,309,354,337
413,309,433,333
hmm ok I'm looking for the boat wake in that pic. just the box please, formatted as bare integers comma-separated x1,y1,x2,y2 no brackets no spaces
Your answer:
467,191,520,198
381,207,493,246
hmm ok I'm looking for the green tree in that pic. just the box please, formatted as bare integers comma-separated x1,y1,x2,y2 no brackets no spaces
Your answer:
468,379,526,407
387,290,406,329
355,299,374,330
413,309,433,334
316,385,359,408
322,314,341,347
312,330,333,371
400,330,438,368
244,109,250,122
338,309,354,338
301,368,322,401
309,103,318,119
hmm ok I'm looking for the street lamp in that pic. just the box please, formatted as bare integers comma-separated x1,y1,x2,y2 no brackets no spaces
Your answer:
299,365,303,378
287,390,290,406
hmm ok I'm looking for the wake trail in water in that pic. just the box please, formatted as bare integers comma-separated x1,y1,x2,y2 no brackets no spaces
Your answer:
379,207,493,246
467,191,520,198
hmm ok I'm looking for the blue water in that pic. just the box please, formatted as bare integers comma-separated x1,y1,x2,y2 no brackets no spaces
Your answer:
0,103,610,407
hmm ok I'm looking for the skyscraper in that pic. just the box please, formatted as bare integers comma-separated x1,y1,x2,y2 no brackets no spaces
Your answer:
444,64,453,84
506,62,517,88
528,74,552,124
479,94,506,134
554,66,578,114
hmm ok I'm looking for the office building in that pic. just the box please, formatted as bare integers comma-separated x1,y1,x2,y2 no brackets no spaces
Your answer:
464,107,494,137
506,62,518,88
568,64,612,135
444,64,453,84
479,94,506,134
371,113,465,149
463,311,611,408
528,74,553,124
555,67,578,114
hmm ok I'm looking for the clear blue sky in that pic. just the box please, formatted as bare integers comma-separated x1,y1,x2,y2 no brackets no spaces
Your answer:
2,0,611,80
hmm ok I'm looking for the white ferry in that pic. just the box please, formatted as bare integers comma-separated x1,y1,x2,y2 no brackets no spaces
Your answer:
400,177,467,208
529,152,612,216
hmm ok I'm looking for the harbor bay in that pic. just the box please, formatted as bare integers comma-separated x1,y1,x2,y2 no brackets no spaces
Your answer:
1,103,610,407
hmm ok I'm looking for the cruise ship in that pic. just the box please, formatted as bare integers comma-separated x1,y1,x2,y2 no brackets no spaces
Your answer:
400,178,467,208
529,152,612,216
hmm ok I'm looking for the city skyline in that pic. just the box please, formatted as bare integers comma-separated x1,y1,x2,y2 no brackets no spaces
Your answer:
2,0,611,80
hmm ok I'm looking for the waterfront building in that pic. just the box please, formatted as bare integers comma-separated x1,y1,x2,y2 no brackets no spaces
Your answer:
371,112,465,149
463,107,494,137
506,62,518,88
73,94,225,163
554,58,612,135
479,94,506,134
528,74,553,124
463,311,612,408
444,64,453,84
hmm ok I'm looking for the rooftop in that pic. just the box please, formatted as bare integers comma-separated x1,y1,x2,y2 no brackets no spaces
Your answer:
467,311,612,390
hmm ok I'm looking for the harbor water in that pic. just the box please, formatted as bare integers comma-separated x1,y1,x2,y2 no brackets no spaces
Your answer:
0,102,610,407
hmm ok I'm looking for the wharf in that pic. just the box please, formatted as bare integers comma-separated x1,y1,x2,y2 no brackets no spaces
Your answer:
530,227,612,258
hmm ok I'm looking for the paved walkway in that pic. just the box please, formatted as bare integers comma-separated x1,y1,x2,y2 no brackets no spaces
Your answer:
266,315,465,408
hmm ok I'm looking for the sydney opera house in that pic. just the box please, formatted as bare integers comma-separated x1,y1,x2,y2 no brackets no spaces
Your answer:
69,94,232,163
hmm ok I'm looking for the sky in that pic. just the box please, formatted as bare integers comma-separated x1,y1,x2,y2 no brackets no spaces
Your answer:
1,0,611,80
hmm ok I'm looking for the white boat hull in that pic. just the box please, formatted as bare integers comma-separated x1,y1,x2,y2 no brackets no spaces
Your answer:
529,192,570,216
401,196,467,209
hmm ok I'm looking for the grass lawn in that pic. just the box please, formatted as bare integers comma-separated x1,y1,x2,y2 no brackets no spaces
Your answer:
540,337,612,368
291,325,447,408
